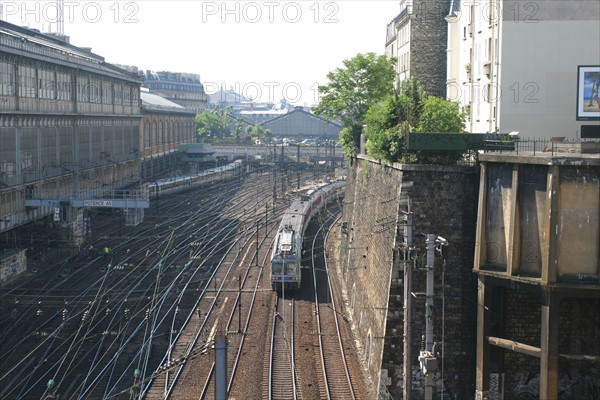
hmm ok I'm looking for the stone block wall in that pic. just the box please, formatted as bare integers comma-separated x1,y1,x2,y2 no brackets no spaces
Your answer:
339,156,478,399
340,158,405,388
558,298,600,400
503,288,541,398
410,0,450,98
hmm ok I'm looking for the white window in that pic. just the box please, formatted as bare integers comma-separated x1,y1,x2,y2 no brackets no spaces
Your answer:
38,69,56,99
0,61,14,96
18,65,36,98
56,72,71,101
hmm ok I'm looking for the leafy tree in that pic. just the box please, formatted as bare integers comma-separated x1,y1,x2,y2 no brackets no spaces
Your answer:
413,96,466,164
364,78,425,161
196,110,225,142
247,125,271,143
397,78,427,129
364,78,466,164
415,96,465,133
364,93,406,161
313,52,396,156
196,106,243,143
234,118,245,141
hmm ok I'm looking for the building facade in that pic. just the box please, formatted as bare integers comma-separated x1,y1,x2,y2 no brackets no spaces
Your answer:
446,0,600,139
386,0,450,97
139,89,198,179
141,70,208,113
0,21,142,238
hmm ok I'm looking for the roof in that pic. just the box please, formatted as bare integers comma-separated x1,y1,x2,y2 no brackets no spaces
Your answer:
143,70,202,84
141,90,195,114
448,0,461,18
260,106,343,128
280,230,294,252
0,20,141,83
209,89,252,104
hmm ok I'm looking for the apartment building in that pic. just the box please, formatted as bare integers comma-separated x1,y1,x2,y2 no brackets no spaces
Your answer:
386,0,450,98
142,70,208,113
446,0,600,139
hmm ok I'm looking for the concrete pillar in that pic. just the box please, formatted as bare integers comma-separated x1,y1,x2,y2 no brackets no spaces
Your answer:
540,290,560,400
215,333,228,400
57,207,86,249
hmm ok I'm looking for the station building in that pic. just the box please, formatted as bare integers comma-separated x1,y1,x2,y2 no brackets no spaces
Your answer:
260,106,343,141
0,20,143,282
139,88,198,179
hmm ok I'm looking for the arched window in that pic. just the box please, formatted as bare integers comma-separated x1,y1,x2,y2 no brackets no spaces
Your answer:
144,120,150,149
151,121,157,148
159,121,164,145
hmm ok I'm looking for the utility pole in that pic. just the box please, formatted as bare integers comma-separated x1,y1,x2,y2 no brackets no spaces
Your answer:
297,144,300,189
272,165,277,203
418,234,447,400
255,220,259,265
418,234,437,400
402,208,413,400
425,234,435,353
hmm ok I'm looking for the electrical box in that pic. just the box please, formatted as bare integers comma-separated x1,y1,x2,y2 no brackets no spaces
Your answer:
418,351,438,373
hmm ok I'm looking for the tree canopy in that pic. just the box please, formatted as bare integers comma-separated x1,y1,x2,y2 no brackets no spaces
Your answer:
415,96,465,133
312,52,396,156
196,107,248,143
247,125,271,143
365,78,466,164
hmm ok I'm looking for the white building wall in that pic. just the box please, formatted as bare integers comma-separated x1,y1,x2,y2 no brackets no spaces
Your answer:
447,0,500,133
397,20,411,83
500,18,600,139
447,0,599,139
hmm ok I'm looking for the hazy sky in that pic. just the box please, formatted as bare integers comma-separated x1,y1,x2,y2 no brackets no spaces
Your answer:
1,0,402,105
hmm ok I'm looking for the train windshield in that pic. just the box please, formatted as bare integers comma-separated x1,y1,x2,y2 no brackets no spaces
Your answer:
272,262,299,275
285,263,299,275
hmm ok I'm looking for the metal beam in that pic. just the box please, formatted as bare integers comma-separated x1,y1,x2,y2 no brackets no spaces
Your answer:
25,198,149,209
487,336,541,358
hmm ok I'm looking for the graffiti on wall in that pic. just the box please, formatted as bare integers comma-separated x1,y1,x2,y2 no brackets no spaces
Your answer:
0,251,27,284
511,370,600,399
512,371,539,398
411,366,456,399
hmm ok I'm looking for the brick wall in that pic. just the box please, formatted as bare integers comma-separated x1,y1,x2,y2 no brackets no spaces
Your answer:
501,293,600,399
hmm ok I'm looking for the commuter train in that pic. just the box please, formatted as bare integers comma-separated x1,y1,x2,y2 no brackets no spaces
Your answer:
270,179,346,291
147,160,243,198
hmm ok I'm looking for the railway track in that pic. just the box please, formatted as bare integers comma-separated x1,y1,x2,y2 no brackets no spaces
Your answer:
0,167,285,399
228,190,368,400
0,165,356,399
311,213,356,400
268,297,298,400
164,204,282,400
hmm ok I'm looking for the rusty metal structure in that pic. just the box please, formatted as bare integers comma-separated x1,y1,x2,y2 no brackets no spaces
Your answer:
474,150,600,399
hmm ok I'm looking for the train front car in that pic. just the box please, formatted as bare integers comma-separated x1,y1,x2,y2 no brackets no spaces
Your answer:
270,179,346,292
271,208,304,292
